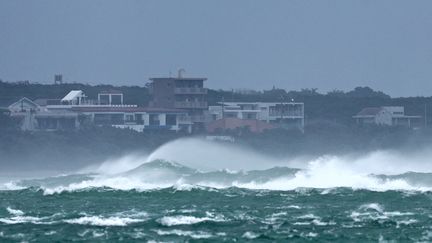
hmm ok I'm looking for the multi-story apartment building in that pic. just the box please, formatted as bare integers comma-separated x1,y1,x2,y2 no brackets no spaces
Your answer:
149,71,208,127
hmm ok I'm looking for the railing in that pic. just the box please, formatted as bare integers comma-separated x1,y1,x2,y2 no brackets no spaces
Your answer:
269,111,304,117
175,87,207,94
175,101,208,109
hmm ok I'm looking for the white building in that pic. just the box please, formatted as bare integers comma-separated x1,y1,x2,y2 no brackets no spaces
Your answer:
353,106,421,128
8,90,192,133
209,102,304,130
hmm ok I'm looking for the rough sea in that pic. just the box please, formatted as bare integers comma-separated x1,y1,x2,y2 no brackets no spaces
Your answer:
2,139,432,242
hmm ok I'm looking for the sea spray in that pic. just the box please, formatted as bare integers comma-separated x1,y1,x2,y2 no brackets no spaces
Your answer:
2,139,432,241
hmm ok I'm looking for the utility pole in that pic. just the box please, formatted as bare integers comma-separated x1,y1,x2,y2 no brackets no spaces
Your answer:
425,103,428,128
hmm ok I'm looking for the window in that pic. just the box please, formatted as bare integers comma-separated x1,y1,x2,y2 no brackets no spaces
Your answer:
125,114,134,122
149,114,160,126
111,95,122,105
166,114,177,126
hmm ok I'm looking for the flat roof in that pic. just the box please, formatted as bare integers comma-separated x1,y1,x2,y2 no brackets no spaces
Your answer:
149,77,207,81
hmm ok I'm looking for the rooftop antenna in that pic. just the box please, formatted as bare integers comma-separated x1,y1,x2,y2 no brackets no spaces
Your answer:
177,68,185,78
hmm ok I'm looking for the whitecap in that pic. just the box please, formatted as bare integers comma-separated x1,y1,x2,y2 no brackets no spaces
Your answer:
154,229,213,239
296,214,318,219
0,182,26,191
6,207,24,216
359,203,384,213
157,214,225,226
242,231,259,239
0,215,48,225
64,216,144,226
397,219,417,227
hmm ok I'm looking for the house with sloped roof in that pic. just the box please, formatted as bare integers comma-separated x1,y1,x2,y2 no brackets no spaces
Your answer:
353,106,421,128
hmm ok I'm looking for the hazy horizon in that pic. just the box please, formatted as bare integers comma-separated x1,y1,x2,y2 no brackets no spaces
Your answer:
1,0,432,97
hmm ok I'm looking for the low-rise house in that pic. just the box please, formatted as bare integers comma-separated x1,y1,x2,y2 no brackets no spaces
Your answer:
353,106,421,128
209,102,304,131
8,98,41,130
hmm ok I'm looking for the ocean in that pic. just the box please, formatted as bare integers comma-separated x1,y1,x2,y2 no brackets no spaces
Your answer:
2,139,432,242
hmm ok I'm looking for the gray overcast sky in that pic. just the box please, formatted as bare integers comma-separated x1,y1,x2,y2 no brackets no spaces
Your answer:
0,0,431,97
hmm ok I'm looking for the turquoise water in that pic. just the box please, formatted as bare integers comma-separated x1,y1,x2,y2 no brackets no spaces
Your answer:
1,160,432,242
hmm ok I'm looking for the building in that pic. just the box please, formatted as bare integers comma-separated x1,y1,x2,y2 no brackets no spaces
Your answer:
353,106,421,128
97,90,124,105
8,90,192,132
149,70,208,128
209,102,305,131
206,117,276,134
8,97,42,130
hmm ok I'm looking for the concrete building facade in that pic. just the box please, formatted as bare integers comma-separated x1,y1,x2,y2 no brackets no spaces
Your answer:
149,71,208,127
209,102,305,131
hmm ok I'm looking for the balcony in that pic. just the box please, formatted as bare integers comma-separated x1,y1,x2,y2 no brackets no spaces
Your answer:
175,101,208,109
175,87,207,94
269,111,304,117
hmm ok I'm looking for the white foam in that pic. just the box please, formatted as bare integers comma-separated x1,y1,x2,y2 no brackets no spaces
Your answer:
0,182,26,191
360,203,384,213
41,176,173,195
297,214,318,219
0,215,47,224
397,219,417,226
155,229,213,239
6,207,24,216
242,231,259,239
287,205,301,209
231,156,432,191
64,216,144,226
18,141,432,193
305,232,318,238
157,214,225,226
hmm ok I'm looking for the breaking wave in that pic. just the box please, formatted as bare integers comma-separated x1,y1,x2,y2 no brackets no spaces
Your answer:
3,138,432,193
